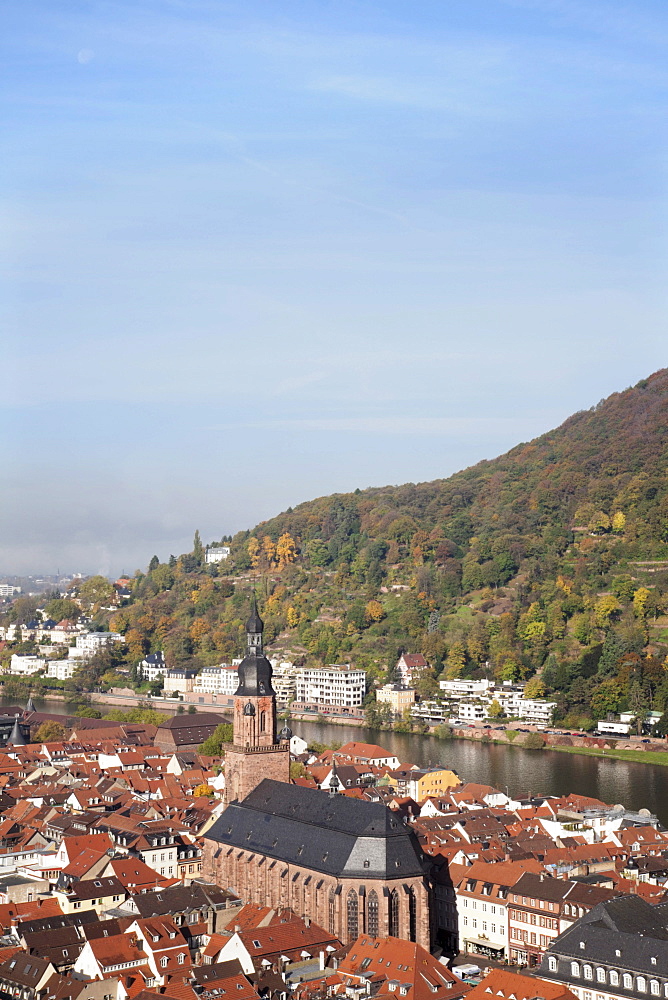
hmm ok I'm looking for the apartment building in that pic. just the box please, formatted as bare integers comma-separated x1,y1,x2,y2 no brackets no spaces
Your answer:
193,665,239,697
507,873,615,968
376,683,416,716
9,654,45,675
271,662,297,707
46,659,77,680
294,665,366,711
454,861,542,961
75,632,123,657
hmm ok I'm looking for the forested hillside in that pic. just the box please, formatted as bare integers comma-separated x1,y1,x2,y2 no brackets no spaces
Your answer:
22,369,668,729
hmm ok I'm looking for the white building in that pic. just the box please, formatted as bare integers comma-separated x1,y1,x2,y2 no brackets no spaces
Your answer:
9,654,45,675
138,652,167,682
295,665,366,709
0,585,21,597
515,698,557,725
205,546,230,564
271,661,297,707
162,669,196,695
440,678,494,697
46,659,77,681
193,664,239,696
75,632,123,656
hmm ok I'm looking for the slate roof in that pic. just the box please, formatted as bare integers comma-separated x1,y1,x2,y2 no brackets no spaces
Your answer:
205,779,427,879
540,894,668,982
130,882,234,918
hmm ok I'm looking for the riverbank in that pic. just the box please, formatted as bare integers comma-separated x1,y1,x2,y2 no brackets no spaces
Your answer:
551,744,668,766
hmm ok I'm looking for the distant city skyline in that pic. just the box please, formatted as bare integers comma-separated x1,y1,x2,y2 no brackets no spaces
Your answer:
4,0,667,575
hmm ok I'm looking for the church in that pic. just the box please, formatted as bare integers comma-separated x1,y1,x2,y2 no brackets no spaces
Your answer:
202,601,438,949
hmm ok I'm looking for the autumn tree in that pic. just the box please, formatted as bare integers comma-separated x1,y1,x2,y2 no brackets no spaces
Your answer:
611,511,626,533
523,676,546,699
487,699,503,718
77,576,115,611
444,641,466,679
247,537,260,568
33,721,67,743
276,533,297,569
365,600,385,624
194,784,215,797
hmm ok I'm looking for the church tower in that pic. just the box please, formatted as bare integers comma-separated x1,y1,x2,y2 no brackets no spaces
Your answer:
224,597,291,802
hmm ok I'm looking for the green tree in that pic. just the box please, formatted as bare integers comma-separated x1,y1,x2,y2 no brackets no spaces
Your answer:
193,530,204,566
198,723,234,755
77,576,115,611
44,598,80,622
487,699,503,718
524,732,545,749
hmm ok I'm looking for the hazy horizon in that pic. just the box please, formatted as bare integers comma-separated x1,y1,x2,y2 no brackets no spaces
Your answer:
4,0,668,576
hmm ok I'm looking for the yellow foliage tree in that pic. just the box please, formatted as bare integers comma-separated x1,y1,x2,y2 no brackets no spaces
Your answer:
556,575,573,595
276,533,297,569
262,535,276,567
190,620,209,645
365,600,385,624
523,676,546,699
611,511,626,533
594,594,621,627
444,641,466,679
633,587,652,618
193,784,215,798
286,607,300,628
125,628,147,660
247,537,260,568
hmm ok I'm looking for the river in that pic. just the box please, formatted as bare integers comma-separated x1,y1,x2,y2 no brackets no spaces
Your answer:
292,719,668,827
8,697,668,826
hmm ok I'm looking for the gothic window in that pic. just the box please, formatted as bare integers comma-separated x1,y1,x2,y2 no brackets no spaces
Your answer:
408,888,417,943
328,890,336,935
367,891,379,938
347,890,358,942
389,889,400,938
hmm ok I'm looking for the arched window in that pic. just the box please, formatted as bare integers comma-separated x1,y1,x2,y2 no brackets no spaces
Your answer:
328,890,336,936
623,975,633,990
583,965,592,981
347,890,358,942
571,963,580,978
651,982,660,996
637,978,647,993
609,972,619,987
367,891,379,938
260,712,266,733
408,888,417,943
389,889,400,938
548,957,557,972
596,969,606,983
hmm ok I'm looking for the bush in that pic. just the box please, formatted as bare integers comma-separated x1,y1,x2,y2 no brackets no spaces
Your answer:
524,732,546,750
505,730,518,742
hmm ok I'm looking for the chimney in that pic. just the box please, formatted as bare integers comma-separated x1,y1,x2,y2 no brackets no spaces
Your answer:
305,917,311,927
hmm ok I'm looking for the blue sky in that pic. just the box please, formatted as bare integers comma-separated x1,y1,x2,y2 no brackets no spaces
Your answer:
3,0,668,575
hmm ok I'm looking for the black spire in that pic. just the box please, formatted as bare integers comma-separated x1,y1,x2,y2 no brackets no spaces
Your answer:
246,594,264,655
8,715,27,747
329,759,340,796
25,696,36,714
234,595,275,698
